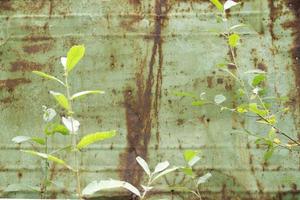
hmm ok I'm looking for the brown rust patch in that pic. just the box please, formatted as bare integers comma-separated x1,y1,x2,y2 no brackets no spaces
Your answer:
0,96,15,104
119,0,169,186
206,76,213,88
283,0,300,134
0,0,13,10
129,0,141,5
21,23,54,54
23,43,53,54
0,78,31,92
10,60,43,72
268,0,283,41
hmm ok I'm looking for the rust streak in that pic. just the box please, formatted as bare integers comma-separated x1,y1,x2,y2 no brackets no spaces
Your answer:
120,0,168,186
283,0,300,136
10,60,43,72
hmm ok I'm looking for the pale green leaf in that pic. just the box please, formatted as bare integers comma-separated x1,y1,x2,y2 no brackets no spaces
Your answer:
82,180,141,197
136,156,151,176
71,90,105,100
153,161,169,174
214,94,226,104
12,136,45,145
224,0,239,10
66,45,85,72
77,130,116,150
32,71,65,86
244,69,266,74
49,91,70,111
210,0,223,11
197,172,212,185
21,150,72,170
228,33,240,47
4,184,40,192
229,24,247,30
12,136,31,144
152,167,179,182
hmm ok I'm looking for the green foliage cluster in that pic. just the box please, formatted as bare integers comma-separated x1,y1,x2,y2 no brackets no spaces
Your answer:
177,0,300,161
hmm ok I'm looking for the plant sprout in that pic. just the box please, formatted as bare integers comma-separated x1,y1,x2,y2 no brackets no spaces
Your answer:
11,45,116,199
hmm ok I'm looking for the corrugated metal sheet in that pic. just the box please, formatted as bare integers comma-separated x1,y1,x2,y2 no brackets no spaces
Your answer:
0,0,300,199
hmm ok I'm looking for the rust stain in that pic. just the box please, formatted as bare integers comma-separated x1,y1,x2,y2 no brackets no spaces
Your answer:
206,76,213,88
0,0,13,11
10,60,43,72
120,0,169,186
283,0,300,134
0,96,15,104
0,78,31,92
23,43,53,54
128,0,141,5
267,0,283,41
22,23,54,54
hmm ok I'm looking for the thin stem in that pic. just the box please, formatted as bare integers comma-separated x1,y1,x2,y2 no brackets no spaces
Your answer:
141,176,152,200
64,72,82,199
41,136,48,199
258,114,300,146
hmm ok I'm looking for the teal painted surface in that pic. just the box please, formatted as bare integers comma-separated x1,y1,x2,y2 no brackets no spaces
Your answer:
0,0,300,199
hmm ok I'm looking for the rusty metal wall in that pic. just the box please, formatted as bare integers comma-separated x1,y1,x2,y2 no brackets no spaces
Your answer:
0,0,300,199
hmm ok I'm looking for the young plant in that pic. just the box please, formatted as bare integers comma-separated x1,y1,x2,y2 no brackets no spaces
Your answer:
82,156,179,199
10,45,116,199
177,0,299,161
169,150,212,200
11,106,68,198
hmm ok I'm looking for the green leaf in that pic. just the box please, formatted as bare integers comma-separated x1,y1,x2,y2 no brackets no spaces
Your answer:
66,45,85,73
21,150,73,170
236,105,248,113
214,94,226,104
192,100,207,107
71,90,105,100
210,0,223,11
45,123,69,136
248,103,268,117
182,167,194,177
12,136,45,145
184,150,198,162
264,148,274,161
49,91,70,111
82,180,141,197
31,137,46,145
252,74,266,86
184,150,201,167
228,33,240,47
77,130,116,150
32,71,65,86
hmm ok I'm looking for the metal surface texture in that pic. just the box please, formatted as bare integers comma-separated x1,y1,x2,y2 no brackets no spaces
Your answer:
0,0,300,199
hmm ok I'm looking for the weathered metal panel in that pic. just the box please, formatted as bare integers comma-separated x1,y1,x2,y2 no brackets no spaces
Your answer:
0,0,300,199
